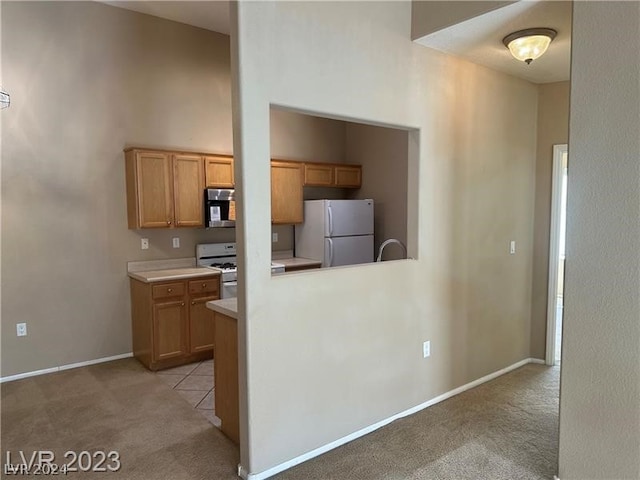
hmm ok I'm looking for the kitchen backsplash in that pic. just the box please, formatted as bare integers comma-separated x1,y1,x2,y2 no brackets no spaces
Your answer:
272,225,294,252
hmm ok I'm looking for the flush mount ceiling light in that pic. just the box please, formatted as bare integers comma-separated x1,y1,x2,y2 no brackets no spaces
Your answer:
0,89,9,109
502,28,557,65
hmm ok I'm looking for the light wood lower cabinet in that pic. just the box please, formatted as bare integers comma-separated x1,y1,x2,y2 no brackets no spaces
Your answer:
153,300,188,362
214,312,239,445
130,275,220,370
189,296,217,353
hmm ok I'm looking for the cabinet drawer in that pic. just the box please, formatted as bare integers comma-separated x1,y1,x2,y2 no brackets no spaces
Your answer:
189,278,220,295
152,282,185,299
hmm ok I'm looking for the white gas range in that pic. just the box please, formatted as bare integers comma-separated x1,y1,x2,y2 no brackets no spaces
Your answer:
196,243,285,299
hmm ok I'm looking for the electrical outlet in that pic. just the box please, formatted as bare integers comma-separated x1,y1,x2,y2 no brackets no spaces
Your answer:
423,340,430,358
510,240,516,254
141,238,149,250
272,232,278,243
16,323,27,337
172,237,180,249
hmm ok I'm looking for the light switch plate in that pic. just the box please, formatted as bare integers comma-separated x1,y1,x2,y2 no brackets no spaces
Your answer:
17,323,27,337
510,240,516,255
172,237,180,249
141,238,149,250
423,340,430,358
272,233,278,243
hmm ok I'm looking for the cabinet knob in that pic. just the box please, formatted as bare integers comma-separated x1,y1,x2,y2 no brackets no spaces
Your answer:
191,301,195,305
167,220,171,225
181,302,185,306
202,283,206,288
167,288,172,292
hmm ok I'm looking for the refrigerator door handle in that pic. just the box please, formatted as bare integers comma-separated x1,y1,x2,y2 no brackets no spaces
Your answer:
327,238,334,267
327,205,334,236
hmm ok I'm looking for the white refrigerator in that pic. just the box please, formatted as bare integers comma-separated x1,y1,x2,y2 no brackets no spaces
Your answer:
295,199,374,267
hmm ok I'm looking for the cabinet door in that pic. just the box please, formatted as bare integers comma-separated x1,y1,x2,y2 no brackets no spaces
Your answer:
173,154,205,227
304,163,333,186
334,165,362,188
214,312,239,444
135,151,174,228
271,161,303,224
153,300,188,362
205,156,234,188
189,296,217,353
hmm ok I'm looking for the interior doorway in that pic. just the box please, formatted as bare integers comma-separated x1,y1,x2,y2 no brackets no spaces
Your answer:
546,144,568,366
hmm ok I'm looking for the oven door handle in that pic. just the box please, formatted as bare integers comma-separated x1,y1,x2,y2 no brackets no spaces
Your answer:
224,281,237,287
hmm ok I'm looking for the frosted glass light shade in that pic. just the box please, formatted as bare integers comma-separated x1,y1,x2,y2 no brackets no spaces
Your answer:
0,90,9,109
503,28,557,65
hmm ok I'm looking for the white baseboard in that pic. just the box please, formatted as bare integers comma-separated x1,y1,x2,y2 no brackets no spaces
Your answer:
529,358,546,364
0,353,134,383
239,358,544,480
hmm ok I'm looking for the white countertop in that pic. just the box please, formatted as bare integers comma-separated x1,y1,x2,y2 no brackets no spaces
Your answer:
206,298,238,319
128,267,221,283
276,257,322,268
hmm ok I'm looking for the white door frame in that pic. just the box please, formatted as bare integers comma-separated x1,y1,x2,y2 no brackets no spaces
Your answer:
546,144,568,365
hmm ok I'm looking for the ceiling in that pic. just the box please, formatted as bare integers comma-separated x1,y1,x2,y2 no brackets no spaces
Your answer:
102,1,230,35
102,0,570,84
414,1,572,84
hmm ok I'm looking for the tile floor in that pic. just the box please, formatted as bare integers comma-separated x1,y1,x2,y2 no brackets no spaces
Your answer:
155,359,221,428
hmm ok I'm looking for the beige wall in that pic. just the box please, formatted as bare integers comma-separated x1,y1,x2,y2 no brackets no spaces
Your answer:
346,123,408,260
530,81,570,359
270,108,346,163
559,1,640,478
0,2,235,377
231,1,537,474
0,2,350,378
269,108,348,251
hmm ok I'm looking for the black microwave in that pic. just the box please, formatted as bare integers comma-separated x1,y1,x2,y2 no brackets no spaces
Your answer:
204,189,235,228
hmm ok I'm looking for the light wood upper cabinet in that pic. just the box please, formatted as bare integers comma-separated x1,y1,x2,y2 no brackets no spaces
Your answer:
205,155,234,188
335,165,362,188
303,162,362,188
271,160,304,224
126,150,174,228
304,163,333,186
125,148,204,229
173,154,205,227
